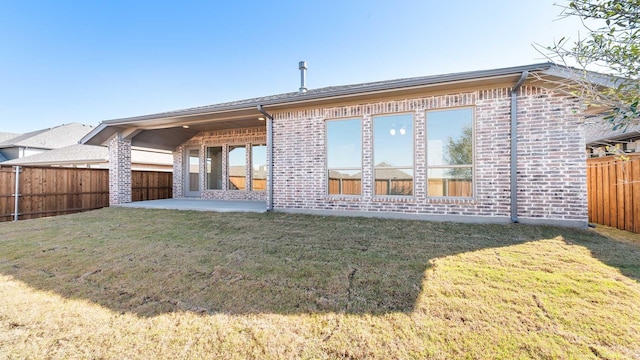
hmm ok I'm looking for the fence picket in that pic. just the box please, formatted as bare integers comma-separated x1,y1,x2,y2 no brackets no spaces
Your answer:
587,154,640,234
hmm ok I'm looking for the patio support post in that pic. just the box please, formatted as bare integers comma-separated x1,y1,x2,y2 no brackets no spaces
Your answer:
108,133,132,205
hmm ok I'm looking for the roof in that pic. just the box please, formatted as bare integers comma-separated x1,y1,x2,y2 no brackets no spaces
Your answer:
0,132,20,143
93,63,556,126
584,119,640,146
2,143,173,167
2,144,107,165
0,123,94,150
81,62,611,150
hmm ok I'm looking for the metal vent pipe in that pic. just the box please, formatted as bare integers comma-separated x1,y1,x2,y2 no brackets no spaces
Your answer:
299,61,307,93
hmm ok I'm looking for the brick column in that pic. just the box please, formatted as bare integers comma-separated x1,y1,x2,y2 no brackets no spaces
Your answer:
108,134,132,205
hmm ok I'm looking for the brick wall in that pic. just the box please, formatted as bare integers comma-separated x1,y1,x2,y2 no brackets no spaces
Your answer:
171,86,587,226
513,87,586,221
268,86,587,225
174,127,267,201
108,135,132,205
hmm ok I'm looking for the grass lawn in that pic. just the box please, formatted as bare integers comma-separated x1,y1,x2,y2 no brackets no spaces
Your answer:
0,207,639,359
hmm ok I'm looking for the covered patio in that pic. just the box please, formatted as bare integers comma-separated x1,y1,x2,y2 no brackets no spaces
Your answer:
81,101,276,207
115,199,267,213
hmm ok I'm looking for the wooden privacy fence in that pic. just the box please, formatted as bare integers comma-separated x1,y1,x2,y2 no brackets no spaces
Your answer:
0,166,172,222
587,154,640,233
131,170,173,201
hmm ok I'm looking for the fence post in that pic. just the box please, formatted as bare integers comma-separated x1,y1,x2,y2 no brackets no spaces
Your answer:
13,165,20,222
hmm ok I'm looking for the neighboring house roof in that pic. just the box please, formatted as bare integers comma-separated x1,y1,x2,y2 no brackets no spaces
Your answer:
0,153,7,162
83,62,583,150
0,123,93,150
584,120,640,146
372,163,413,180
329,170,360,179
2,144,173,167
228,166,246,177
328,163,412,181
2,144,108,166
0,132,20,143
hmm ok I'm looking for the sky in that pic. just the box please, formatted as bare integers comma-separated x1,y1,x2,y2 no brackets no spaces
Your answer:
0,0,586,134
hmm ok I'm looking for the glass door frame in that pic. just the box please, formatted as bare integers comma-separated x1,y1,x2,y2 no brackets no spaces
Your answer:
184,147,201,197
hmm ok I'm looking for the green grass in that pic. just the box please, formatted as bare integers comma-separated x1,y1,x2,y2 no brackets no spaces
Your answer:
0,207,639,359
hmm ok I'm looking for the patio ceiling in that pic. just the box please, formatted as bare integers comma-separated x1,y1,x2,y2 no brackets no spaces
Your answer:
85,109,266,151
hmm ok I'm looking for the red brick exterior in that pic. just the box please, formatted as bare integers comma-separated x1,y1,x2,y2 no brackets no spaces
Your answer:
173,85,587,226
174,127,267,201
268,86,586,225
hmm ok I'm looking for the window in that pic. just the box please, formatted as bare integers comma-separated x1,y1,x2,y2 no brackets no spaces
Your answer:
373,113,414,196
426,108,474,197
326,118,362,195
206,146,223,190
228,145,246,190
252,144,267,191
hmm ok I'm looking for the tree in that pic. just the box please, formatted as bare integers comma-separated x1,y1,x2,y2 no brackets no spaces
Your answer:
445,124,473,180
543,0,639,129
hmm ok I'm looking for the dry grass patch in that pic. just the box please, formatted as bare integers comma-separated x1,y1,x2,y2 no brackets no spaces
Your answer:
0,208,639,359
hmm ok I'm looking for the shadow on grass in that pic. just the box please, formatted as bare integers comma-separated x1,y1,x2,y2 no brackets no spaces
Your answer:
0,208,637,317
578,226,640,283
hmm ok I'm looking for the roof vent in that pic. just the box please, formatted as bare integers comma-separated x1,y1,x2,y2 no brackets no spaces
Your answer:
299,61,307,93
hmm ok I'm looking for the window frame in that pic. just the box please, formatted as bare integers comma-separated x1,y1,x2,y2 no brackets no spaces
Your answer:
425,106,476,199
251,143,267,192
227,144,247,191
325,117,363,196
205,146,223,190
372,112,415,197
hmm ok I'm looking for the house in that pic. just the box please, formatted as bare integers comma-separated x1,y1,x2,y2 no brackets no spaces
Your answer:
82,62,591,227
584,120,640,157
0,123,94,161
1,143,173,171
0,132,20,162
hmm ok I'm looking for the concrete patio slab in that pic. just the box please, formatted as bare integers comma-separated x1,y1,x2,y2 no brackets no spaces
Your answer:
115,199,267,213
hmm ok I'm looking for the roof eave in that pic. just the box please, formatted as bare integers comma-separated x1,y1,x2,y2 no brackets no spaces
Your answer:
97,63,556,126
83,62,557,145
81,123,121,146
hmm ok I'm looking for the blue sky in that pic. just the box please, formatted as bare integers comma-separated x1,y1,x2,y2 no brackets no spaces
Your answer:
0,0,585,134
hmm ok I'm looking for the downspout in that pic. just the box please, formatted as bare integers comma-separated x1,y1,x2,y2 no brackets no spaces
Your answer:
257,105,274,211
510,71,529,223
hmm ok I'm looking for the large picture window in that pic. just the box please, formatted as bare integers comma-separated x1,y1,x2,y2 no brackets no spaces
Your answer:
252,144,267,191
326,118,362,195
373,113,414,196
426,108,474,197
205,146,223,190
228,145,246,190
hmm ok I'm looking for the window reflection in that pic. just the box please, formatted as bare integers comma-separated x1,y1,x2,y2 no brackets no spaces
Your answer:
373,114,413,195
252,145,267,191
188,149,199,192
427,108,473,197
206,147,222,190
327,119,362,195
228,146,246,190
